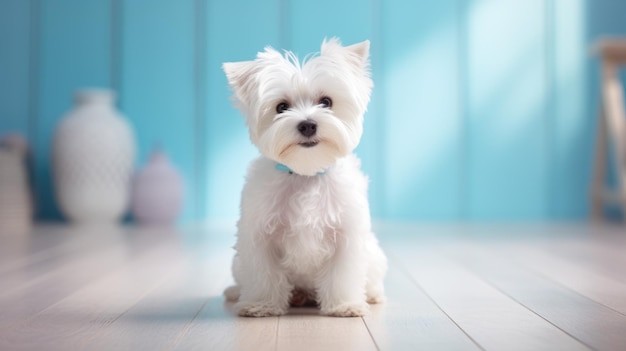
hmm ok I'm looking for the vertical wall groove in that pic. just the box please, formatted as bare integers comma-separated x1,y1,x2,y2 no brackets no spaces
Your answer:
458,0,468,220
545,0,556,218
583,0,594,219
29,0,41,216
194,0,207,219
111,0,121,102
28,0,39,152
372,0,385,217
280,0,290,48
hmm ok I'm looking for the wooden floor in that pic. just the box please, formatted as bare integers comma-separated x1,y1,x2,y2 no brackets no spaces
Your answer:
1,222,626,350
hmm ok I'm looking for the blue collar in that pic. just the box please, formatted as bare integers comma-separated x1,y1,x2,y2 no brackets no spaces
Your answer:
275,163,326,176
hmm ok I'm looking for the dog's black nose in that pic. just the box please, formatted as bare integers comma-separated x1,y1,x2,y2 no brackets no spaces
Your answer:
297,120,317,137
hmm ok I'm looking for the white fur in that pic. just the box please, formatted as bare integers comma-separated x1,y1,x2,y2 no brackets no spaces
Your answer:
223,38,387,317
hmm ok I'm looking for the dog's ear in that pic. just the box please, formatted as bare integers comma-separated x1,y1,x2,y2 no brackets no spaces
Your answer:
321,38,370,70
223,46,284,111
223,60,257,109
345,40,370,65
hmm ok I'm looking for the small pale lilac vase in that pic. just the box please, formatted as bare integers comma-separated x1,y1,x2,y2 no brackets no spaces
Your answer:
131,150,183,226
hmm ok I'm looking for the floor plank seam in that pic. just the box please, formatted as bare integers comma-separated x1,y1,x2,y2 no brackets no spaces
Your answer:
502,251,626,319
274,315,280,351
165,296,211,351
0,244,69,275
547,247,626,285
0,235,174,301
510,238,626,285
361,316,380,351
1,245,180,337
387,252,486,351
0,247,118,300
457,238,626,319
445,253,597,351
76,259,189,351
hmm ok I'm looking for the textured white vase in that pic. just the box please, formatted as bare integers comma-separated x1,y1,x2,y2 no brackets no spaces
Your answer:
0,134,33,234
52,89,136,224
131,149,184,226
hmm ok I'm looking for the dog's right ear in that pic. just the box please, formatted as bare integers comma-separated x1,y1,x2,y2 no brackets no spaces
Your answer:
223,60,258,109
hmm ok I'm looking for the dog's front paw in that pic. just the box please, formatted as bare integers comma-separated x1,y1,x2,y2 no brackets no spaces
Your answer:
235,302,286,317
322,302,370,317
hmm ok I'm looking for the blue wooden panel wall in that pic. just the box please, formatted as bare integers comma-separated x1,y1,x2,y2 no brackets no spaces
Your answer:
466,0,549,219
121,0,197,220
552,0,590,218
3,0,626,223
382,0,462,219
0,0,31,137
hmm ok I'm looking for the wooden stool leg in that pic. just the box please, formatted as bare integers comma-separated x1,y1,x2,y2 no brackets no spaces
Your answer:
591,105,607,221
600,61,626,220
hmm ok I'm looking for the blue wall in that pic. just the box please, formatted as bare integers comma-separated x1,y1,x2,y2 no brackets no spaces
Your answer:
1,0,626,222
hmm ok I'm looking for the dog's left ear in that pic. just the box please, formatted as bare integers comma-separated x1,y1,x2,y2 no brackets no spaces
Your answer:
345,40,370,65
321,38,370,70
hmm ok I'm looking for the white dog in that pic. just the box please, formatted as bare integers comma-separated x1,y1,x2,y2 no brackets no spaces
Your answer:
222,38,387,317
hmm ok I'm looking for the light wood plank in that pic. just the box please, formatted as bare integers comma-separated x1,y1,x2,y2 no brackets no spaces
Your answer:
450,242,626,351
492,239,626,315
0,226,160,291
493,225,626,284
82,244,233,351
0,225,110,271
0,228,179,329
389,244,589,351
170,299,278,351
543,241,626,284
0,241,187,351
364,259,479,350
276,308,377,351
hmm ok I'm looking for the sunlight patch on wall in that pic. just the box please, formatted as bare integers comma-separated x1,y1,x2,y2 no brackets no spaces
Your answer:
469,0,546,145
387,27,460,192
383,1,462,219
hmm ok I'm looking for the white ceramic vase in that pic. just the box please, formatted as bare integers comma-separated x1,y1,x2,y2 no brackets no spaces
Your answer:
131,149,183,226
52,89,136,224
0,134,33,233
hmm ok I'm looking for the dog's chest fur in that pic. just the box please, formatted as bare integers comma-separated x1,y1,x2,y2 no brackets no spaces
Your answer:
241,155,368,277
273,174,341,275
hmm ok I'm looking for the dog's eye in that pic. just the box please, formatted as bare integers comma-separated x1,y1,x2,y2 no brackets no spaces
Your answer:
319,96,332,108
276,101,290,114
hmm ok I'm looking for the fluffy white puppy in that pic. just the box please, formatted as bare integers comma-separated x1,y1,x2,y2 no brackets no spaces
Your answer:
222,38,387,317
